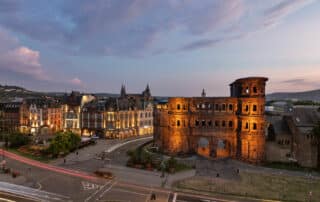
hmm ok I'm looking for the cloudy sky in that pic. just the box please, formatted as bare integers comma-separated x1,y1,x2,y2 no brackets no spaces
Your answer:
0,0,320,96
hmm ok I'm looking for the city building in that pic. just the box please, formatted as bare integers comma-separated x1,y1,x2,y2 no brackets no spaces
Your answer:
62,91,95,134
81,85,154,139
285,106,320,168
19,98,62,135
0,102,22,132
154,77,268,163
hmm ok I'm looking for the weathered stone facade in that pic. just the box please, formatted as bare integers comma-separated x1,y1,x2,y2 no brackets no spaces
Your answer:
154,77,268,163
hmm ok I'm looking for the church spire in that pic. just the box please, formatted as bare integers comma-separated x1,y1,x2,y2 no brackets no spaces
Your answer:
120,84,126,97
201,88,206,97
143,83,151,97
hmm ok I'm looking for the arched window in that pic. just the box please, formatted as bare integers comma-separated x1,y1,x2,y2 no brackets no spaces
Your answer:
202,120,206,127
215,120,219,127
215,104,219,111
177,120,180,127
195,120,200,127
222,121,226,127
229,104,233,111
177,104,181,110
245,122,249,129
253,86,257,93
222,104,226,111
253,105,257,112
245,105,249,112
228,121,233,128
245,87,250,94
253,123,257,130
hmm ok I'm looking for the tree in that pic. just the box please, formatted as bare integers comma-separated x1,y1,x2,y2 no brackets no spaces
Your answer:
5,132,31,148
46,132,81,157
311,121,320,170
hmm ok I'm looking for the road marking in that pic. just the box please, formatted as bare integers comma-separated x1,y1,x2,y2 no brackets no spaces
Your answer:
85,181,111,202
82,181,101,191
98,181,117,199
173,193,177,202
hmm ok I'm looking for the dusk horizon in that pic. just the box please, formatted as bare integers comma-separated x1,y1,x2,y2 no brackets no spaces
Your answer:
1,0,320,96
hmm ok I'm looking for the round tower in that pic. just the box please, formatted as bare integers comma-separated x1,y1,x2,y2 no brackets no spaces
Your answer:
163,97,190,154
230,77,268,163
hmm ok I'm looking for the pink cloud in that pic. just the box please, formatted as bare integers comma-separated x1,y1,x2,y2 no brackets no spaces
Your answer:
0,46,50,80
69,77,83,86
0,28,49,80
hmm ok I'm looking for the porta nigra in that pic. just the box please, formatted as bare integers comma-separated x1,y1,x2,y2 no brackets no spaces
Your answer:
154,77,268,163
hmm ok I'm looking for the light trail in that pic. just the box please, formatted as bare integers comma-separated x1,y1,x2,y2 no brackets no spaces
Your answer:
0,149,100,181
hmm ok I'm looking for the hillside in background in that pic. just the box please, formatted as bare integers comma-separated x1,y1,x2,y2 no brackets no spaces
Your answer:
267,89,320,102
2,83,320,103
0,84,43,102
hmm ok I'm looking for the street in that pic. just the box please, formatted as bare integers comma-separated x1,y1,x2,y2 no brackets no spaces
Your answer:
0,137,270,202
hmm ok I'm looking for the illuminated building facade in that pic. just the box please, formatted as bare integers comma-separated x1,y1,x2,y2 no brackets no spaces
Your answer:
154,77,268,163
62,91,95,134
19,98,62,135
81,85,153,138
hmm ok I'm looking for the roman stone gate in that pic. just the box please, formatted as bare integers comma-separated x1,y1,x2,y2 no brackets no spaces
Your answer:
197,137,232,158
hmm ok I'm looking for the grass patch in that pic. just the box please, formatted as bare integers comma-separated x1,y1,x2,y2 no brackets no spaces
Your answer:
173,162,192,172
264,162,319,173
7,148,52,163
175,171,320,202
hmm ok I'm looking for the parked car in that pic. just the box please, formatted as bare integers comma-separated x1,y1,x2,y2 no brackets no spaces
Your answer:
94,170,114,179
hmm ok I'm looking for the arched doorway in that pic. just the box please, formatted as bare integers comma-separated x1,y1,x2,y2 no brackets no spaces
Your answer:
216,139,231,158
197,137,210,157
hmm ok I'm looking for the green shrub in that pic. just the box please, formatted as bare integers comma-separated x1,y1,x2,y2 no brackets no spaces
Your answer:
166,156,178,169
2,132,31,148
46,131,81,157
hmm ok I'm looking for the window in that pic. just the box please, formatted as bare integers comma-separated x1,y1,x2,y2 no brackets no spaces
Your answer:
195,120,200,126
202,104,206,109
177,120,180,127
208,120,212,127
245,122,249,129
183,105,186,110
196,104,200,109
202,120,206,127
215,120,219,127
215,104,219,111
245,87,250,94
222,104,226,111
208,103,212,109
253,105,257,112
253,123,257,130
229,104,233,111
177,104,181,110
245,105,249,112
222,121,226,127
229,121,233,128
253,86,257,93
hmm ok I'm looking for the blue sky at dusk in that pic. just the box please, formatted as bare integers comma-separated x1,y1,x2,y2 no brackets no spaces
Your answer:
0,0,320,96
